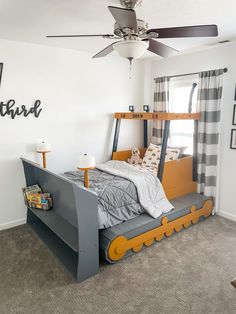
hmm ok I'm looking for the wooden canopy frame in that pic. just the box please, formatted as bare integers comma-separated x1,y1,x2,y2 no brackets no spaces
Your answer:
112,112,200,182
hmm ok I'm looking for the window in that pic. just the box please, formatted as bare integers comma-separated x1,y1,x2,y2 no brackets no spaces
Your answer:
168,75,198,154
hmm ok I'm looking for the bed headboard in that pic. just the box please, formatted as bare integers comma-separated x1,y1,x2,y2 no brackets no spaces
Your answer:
111,152,197,199
112,148,146,161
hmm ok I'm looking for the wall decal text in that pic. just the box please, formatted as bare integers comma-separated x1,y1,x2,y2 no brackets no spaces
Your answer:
0,99,42,119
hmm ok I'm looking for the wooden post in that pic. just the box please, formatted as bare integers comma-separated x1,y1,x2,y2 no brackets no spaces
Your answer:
42,152,47,169
143,120,148,148
158,120,170,182
84,169,89,188
37,151,50,169
112,119,121,155
77,167,95,188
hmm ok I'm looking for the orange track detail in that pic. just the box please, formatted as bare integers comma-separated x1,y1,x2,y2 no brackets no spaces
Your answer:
108,199,213,261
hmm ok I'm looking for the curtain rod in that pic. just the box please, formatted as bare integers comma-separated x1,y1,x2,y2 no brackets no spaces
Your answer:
154,67,228,81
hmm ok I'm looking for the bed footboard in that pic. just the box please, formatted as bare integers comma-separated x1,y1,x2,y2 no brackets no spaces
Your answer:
21,158,99,282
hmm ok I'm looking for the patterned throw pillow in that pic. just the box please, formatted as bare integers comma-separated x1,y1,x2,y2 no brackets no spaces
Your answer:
142,143,181,167
142,144,161,167
165,148,181,161
167,146,187,158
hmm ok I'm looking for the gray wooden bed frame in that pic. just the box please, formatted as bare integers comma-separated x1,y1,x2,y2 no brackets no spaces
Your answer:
20,112,215,282
21,158,99,282
21,157,213,282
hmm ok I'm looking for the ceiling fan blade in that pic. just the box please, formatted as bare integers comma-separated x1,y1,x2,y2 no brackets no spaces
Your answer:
108,6,137,32
46,34,115,38
147,25,218,38
92,42,118,58
147,39,178,58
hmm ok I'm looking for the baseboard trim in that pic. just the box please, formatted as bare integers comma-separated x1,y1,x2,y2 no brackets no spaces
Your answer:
217,211,236,222
0,218,26,231
1,212,235,231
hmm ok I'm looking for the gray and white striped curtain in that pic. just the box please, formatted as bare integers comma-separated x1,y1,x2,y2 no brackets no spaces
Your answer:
197,69,224,201
152,77,170,144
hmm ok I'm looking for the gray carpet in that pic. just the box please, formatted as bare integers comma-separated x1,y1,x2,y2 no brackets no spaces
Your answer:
0,215,236,314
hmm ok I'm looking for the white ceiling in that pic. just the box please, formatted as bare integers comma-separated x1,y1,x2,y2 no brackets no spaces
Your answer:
0,0,236,59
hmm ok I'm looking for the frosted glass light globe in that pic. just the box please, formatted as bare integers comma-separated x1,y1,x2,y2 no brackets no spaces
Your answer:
113,40,148,59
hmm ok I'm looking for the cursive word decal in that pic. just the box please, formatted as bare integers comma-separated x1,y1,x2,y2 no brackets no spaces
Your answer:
0,99,42,119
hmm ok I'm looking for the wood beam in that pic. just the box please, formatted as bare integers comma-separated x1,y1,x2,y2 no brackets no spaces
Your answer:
114,112,200,121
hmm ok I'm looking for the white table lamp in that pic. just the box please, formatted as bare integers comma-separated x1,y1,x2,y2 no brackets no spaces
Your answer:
77,154,95,188
36,141,51,168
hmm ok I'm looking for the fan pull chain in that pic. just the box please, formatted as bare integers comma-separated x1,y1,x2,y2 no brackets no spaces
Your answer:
128,57,133,79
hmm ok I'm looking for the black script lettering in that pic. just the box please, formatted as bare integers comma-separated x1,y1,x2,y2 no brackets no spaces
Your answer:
21,105,30,117
34,100,42,118
0,99,42,119
6,99,16,119
13,106,25,118
23,104,32,117
0,101,7,116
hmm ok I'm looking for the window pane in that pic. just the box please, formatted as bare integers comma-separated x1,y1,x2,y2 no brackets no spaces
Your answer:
168,75,198,154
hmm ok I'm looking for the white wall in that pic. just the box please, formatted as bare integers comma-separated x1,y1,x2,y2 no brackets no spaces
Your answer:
140,42,236,221
0,39,143,230
2,38,235,230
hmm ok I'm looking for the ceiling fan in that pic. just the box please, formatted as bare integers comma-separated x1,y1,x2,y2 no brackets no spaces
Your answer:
46,0,218,61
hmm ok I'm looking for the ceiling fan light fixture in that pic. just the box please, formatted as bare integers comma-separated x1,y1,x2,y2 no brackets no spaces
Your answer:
113,40,148,59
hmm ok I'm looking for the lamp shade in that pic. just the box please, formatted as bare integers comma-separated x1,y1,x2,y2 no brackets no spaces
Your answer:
36,141,51,153
113,40,148,59
77,154,96,169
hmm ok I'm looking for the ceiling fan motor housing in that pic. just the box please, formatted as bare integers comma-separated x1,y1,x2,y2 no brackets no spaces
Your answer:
120,0,143,9
114,19,148,37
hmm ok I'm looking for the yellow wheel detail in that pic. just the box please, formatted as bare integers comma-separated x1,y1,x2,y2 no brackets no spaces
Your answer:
192,217,199,224
165,229,174,237
144,238,154,247
203,200,213,218
132,244,143,252
183,221,191,228
162,216,168,225
108,236,128,261
175,225,183,232
155,234,164,241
